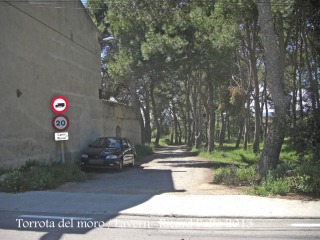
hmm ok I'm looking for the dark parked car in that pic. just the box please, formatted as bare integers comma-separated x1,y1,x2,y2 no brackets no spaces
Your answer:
80,137,136,171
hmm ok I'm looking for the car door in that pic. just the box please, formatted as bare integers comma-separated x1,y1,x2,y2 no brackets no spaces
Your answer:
121,139,132,164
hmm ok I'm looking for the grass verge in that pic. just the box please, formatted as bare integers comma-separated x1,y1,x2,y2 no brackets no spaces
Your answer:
193,139,319,197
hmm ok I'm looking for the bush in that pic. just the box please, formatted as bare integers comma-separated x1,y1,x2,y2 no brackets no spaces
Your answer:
289,111,320,161
214,164,292,196
247,160,320,196
287,160,320,195
286,110,320,195
1,161,87,193
252,173,290,196
135,144,154,160
214,165,256,186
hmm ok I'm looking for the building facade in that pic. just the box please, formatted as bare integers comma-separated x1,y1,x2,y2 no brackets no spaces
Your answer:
0,0,141,167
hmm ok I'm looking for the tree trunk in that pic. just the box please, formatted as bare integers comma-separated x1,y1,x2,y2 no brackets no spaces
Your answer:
291,31,299,128
243,92,250,150
144,91,152,143
235,120,243,148
186,79,192,146
227,112,231,141
219,110,226,147
298,43,304,119
207,81,215,152
304,33,319,112
193,84,202,149
150,81,161,146
260,82,265,141
264,77,269,140
245,21,261,153
256,0,291,177
311,37,320,109
172,101,179,144
177,120,182,144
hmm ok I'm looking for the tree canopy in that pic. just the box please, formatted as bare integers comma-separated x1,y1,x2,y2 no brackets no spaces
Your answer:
86,0,320,176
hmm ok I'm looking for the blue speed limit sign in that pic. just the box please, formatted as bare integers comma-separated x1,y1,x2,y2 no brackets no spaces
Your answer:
52,115,69,131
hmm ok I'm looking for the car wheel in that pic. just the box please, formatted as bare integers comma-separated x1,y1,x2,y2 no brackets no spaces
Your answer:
118,159,123,171
80,166,88,172
130,156,135,167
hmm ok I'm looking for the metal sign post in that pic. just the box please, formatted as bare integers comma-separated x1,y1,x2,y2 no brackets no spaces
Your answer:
54,132,69,164
61,141,65,164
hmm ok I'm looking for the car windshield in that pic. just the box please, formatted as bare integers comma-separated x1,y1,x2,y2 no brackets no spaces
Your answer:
90,138,121,148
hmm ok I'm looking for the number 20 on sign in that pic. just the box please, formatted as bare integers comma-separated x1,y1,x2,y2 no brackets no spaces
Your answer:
52,115,69,131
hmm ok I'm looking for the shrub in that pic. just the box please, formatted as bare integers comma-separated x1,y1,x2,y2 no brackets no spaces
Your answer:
214,165,256,186
252,173,290,196
1,161,87,193
135,144,154,160
286,110,320,196
214,166,237,185
287,160,320,195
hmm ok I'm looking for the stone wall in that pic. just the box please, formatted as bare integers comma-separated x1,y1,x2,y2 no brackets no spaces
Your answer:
0,0,141,168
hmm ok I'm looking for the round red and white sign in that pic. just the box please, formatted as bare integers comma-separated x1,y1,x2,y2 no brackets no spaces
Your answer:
52,115,69,131
51,96,68,114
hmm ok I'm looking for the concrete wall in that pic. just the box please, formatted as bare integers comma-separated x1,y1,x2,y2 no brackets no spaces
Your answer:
0,0,141,168
101,102,141,144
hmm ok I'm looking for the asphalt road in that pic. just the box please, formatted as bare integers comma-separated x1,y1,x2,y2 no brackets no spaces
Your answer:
1,211,320,240
1,145,320,239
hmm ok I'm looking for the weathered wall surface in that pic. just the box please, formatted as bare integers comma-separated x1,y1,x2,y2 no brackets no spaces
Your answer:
101,102,141,145
0,0,141,168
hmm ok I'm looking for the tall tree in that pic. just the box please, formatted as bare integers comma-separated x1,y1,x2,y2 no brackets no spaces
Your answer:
256,0,291,176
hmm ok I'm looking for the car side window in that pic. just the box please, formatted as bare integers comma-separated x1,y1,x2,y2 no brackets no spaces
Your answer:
122,139,129,148
126,139,132,147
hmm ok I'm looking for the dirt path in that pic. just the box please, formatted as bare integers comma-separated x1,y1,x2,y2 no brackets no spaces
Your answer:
140,145,246,195
54,145,245,195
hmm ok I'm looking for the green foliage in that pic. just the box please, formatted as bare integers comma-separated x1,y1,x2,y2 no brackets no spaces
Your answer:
197,139,296,166
197,143,259,165
286,112,320,195
251,159,320,196
189,146,200,154
288,174,318,195
1,161,87,193
289,112,320,156
87,0,319,182
214,165,256,185
86,0,109,34
287,159,320,195
204,140,319,196
252,174,290,196
279,138,297,163
135,144,154,160
151,136,173,147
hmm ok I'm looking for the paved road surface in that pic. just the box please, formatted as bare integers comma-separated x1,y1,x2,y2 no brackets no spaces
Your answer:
1,211,320,240
1,145,320,240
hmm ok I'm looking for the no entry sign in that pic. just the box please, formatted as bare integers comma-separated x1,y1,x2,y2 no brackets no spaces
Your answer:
51,96,69,114
52,115,69,131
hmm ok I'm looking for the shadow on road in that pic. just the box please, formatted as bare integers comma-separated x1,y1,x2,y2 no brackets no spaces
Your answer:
155,160,230,169
143,145,234,169
0,145,194,240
